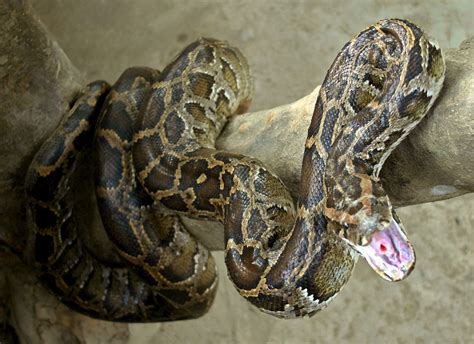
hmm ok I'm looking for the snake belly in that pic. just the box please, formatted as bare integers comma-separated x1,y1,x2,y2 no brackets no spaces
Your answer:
25,19,444,320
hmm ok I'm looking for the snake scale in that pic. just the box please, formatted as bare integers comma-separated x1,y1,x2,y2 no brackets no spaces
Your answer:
24,19,444,321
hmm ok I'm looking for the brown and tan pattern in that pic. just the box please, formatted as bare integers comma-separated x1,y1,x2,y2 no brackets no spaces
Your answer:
95,67,218,319
24,19,444,321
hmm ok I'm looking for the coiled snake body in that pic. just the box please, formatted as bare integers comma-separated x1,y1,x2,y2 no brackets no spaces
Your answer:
25,19,444,320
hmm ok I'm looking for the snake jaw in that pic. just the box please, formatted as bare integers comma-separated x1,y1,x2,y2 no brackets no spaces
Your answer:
354,219,416,281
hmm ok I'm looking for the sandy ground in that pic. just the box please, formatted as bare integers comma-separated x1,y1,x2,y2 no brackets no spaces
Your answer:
28,1,473,343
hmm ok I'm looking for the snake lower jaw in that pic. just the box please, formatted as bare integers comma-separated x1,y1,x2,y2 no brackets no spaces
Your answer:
351,219,416,282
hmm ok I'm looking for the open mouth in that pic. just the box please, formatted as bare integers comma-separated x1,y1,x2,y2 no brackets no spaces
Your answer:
355,219,416,281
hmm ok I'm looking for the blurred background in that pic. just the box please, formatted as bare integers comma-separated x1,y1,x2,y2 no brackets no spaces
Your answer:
28,1,473,343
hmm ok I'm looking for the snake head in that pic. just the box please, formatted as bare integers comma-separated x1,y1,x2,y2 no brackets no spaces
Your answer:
355,212,416,282
325,174,415,282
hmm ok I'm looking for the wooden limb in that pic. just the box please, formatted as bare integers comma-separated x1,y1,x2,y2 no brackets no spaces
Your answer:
217,43,474,205
185,39,474,249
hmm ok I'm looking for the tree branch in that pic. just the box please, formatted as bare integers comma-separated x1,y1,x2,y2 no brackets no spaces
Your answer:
185,39,474,249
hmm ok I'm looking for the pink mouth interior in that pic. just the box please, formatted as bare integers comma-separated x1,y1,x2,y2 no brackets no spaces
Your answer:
356,220,416,281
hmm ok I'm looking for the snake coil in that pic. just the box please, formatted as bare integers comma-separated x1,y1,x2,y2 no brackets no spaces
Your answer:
25,19,444,320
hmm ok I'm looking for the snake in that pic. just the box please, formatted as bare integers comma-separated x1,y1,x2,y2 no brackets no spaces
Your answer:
24,19,445,322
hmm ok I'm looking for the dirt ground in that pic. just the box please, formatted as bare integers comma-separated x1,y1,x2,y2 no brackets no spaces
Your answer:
27,1,473,343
